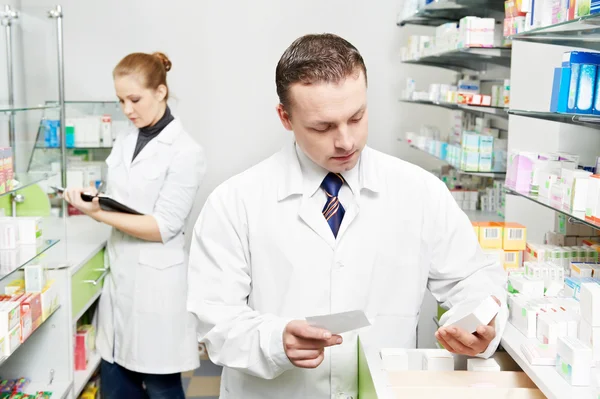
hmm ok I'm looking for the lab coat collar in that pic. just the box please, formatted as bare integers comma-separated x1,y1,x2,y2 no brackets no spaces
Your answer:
277,142,381,202
125,117,183,167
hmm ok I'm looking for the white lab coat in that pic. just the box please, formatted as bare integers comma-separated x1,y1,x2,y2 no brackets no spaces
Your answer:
96,118,205,374
187,142,508,399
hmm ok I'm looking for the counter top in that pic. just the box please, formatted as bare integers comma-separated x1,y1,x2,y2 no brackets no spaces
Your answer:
42,215,111,274
500,323,594,399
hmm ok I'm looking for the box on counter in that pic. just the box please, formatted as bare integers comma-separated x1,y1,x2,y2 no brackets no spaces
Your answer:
422,350,454,371
556,336,592,386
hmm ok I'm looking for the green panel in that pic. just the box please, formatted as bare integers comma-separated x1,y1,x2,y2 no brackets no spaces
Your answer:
437,304,448,320
71,249,106,319
358,338,377,399
0,184,51,216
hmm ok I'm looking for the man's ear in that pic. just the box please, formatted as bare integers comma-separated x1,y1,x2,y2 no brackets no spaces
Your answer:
276,104,293,131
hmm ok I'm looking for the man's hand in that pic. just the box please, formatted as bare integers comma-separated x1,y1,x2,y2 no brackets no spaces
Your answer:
435,296,500,356
283,320,343,368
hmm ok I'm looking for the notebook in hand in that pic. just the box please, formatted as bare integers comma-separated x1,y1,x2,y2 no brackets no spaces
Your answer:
97,195,143,215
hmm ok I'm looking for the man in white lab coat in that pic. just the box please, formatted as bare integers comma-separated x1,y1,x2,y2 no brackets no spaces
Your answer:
187,33,508,399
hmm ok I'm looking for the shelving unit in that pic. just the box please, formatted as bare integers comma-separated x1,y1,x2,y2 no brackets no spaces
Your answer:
509,109,600,129
400,98,509,117
397,0,504,26
402,47,512,72
508,14,600,47
399,138,507,177
500,8,600,399
505,187,600,230
73,351,101,398
0,238,60,279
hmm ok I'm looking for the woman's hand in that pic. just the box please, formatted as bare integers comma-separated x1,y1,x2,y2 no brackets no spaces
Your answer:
64,186,101,219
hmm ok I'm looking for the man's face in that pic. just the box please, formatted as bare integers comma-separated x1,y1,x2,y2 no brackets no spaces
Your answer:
277,71,368,173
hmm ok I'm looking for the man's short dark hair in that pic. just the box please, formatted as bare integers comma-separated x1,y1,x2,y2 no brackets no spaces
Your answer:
276,33,367,113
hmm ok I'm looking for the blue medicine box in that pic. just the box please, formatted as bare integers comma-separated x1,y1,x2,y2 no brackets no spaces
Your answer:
563,52,600,113
551,67,571,113
577,64,597,114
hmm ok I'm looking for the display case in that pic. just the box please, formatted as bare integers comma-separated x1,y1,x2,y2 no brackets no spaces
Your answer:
0,5,109,398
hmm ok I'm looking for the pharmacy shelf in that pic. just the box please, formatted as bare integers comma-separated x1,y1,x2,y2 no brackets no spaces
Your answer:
73,351,101,398
509,109,600,130
400,99,509,117
0,306,61,368
0,239,60,281
501,323,593,399
397,0,504,26
508,14,600,48
0,104,60,113
399,138,507,177
0,172,58,200
403,47,512,72
463,209,505,222
34,145,113,150
505,187,600,231
24,380,72,398
73,290,102,326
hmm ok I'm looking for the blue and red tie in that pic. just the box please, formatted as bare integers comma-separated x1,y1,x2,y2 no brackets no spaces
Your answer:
321,172,345,238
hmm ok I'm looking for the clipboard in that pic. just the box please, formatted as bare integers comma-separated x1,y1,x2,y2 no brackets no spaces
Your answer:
97,195,143,215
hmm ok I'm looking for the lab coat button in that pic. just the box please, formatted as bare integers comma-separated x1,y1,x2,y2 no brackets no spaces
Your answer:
335,262,344,269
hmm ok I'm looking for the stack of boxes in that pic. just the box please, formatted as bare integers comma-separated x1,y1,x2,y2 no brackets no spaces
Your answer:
0,268,59,359
402,77,510,108
450,189,479,212
0,217,44,275
75,324,96,371
400,16,500,62
460,131,508,172
504,0,599,36
503,0,528,36
43,115,130,149
550,51,600,116
473,221,527,271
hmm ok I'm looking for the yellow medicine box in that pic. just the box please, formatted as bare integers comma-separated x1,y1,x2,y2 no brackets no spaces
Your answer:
504,250,523,271
479,222,503,249
502,222,527,251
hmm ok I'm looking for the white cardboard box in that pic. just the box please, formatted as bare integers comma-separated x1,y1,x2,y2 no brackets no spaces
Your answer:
556,336,592,386
422,350,454,371
581,283,600,327
579,318,600,362
467,358,501,372
443,296,500,334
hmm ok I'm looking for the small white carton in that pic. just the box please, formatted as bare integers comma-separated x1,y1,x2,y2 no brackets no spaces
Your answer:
443,296,500,334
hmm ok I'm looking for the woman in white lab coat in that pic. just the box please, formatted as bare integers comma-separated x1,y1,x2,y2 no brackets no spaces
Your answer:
65,52,205,399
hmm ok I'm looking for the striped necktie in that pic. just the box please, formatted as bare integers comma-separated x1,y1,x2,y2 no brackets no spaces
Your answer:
321,172,345,238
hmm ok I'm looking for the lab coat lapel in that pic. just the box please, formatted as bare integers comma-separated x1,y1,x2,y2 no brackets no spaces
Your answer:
298,197,336,249
121,131,137,172
277,142,336,250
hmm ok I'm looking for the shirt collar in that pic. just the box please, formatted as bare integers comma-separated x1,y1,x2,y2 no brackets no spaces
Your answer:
295,143,361,198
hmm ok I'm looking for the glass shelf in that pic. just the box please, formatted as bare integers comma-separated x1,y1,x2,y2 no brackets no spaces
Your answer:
508,14,600,48
400,99,509,117
397,0,504,26
0,172,58,200
0,239,60,281
0,104,60,113
403,47,512,72
399,138,507,177
509,109,600,129
505,187,600,230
